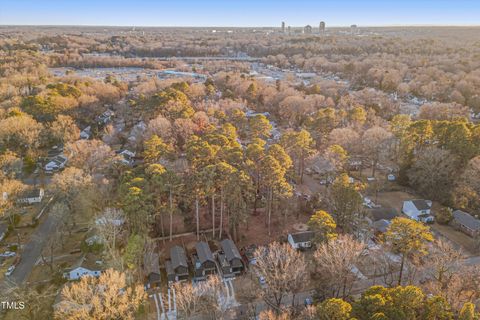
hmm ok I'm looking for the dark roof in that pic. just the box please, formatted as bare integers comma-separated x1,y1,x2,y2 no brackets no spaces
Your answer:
220,239,242,262
453,210,480,231
412,199,431,211
369,207,398,221
373,219,391,233
0,223,7,234
20,188,43,199
290,231,314,243
196,242,214,264
144,252,160,275
165,260,174,275
170,246,188,269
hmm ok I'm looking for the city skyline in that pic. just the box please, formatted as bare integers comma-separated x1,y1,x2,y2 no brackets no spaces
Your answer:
1,0,480,27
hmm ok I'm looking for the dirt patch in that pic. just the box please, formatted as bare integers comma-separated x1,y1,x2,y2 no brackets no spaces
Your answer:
431,223,477,255
298,174,325,195
372,190,416,211
235,210,311,248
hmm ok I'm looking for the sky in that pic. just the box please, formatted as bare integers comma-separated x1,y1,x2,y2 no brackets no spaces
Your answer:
1,0,479,27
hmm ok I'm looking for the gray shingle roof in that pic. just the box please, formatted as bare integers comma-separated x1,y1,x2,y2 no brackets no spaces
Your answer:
170,245,188,269
21,188,43,199
412,199,431,211
196,242,214,264
369,207,398,221
373,219,391,233
144,252,160,275
453,210,480,231
220,239,242,262
290,231,314,243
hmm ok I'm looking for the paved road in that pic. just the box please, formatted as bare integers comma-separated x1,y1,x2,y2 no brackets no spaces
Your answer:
8,210,60,284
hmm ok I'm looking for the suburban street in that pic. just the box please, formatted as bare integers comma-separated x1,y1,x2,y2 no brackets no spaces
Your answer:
9,213,60,284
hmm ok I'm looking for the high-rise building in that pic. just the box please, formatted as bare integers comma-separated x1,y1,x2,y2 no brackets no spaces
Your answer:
304,25,312,34
319,21,326,34
281,21,286,33
287,26,291,35
350,24,359,35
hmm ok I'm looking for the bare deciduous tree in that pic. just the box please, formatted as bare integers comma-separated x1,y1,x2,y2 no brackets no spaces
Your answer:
254,242,307,311
54,269,145,320
66,139,119,175
95,207,125,268
313,234,365,298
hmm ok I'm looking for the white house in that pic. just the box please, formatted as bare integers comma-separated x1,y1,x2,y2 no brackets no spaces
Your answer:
17,188,44,205
80,126,92,139
402,199,434,223
63,266,101,281
288,231,315,250
95,216,125,227
44,154,68,172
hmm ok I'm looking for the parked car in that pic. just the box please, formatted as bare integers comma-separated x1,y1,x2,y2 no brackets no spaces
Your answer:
0,251,16,258
5,265,15,276
304,297,313,307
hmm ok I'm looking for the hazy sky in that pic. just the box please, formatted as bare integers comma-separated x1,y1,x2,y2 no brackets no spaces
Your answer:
1,0,479,27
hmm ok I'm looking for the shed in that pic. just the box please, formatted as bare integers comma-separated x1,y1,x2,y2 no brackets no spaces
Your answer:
452,210,480,238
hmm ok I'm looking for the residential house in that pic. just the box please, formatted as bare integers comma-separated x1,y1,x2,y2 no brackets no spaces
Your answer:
144,252,161,288
97,109,114,125
368,207,398,222
166,245,189,283
287,231,315,250
63,266,101,280
44,154,68,172
218,239,244,277
80,126,92,139
63,254,103,281
451,210,480,238
16,188,44,204
95,215,125,227
367,207,398,235
192,241,216,281
0,223,7,241
402,199,434,223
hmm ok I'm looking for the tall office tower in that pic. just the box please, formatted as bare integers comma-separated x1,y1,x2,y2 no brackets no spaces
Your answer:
281,21,286,33
287,26,291,35
319,21,326,34
351,24,358,35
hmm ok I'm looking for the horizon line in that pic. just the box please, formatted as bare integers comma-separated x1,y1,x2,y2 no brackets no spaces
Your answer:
1,23,480,28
